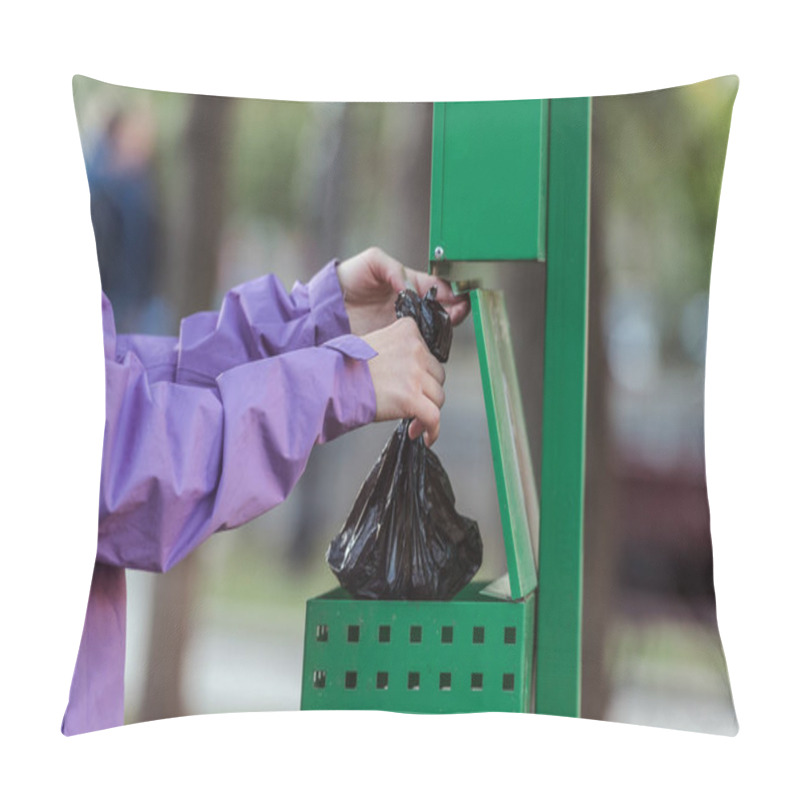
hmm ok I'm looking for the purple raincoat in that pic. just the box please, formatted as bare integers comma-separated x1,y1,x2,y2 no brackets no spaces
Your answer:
62,261,377,735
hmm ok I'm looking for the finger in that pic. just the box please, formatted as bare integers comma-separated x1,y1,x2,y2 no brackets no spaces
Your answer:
430,277,457,302
367,247,407,294
446,295,471,326
420,417,440,447
404,268,434,295
424,414,441,447
408,417,425,440
409,416,439,447
407,270,470,326
421,371,445,409
409,396,440,445
407,269,457,302
425,352,446,385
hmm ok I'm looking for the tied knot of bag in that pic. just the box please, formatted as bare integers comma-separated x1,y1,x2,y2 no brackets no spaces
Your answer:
394,285,453,363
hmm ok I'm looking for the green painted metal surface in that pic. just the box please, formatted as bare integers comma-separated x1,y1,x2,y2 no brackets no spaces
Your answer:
534,97,591,718
471,289,539,597
301,583,534,712
429,100,548,263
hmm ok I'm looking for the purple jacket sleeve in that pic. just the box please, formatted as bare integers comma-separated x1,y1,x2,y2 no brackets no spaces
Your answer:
117,259,351,381
97,265,377,573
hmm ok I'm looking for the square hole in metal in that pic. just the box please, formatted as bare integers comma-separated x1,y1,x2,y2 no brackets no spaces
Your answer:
504,626,517,645
376,671,389,690
378,625,391,643
408,672,420,690
347,625,360,643
313,670,326,689
503,673,515,691
345,671,358,689
473,626,485,644
471,673,483,691
410,625,422,643
439,672,452,691
441,626,453,644
316,624,328,642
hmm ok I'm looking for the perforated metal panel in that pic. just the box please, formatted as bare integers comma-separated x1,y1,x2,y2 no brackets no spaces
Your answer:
301,584,534,712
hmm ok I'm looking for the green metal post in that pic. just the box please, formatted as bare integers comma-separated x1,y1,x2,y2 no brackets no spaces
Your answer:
535,97,592,717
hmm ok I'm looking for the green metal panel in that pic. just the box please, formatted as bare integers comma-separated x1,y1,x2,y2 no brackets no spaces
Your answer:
534,97,591,718
429,100,548,262
471,289,539,598
301,583,534,712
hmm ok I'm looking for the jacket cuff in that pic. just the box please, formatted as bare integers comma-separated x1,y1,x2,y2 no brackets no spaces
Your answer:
322,333,378,361
308,259,352,344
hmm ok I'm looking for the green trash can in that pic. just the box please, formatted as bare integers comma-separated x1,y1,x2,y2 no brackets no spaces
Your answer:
301,289,539,713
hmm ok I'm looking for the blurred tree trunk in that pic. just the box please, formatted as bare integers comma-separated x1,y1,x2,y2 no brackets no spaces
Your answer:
374,102,434,269
580,100,619,721
287,103,433,568
138,93,233,723
286,103,353,569
298,103,351,274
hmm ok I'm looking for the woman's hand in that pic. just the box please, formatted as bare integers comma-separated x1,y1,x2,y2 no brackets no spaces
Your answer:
362,317,446,447
337,246,470,336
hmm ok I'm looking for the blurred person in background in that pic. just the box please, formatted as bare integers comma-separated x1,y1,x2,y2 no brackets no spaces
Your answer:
85,107,161,333
63,246,469,735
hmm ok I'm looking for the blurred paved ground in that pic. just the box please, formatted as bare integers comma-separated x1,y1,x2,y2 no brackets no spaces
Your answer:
125,570,737,734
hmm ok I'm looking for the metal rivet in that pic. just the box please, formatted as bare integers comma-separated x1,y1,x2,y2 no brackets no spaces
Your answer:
434,246,445,259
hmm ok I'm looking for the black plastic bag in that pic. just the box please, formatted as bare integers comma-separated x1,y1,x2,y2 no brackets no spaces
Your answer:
394,285,453,363
326,287,482,600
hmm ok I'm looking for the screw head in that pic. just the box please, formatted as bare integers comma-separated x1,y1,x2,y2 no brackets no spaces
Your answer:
434,246,445,259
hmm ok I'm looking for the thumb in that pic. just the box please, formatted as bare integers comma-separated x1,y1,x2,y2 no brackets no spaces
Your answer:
369,249,407,294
